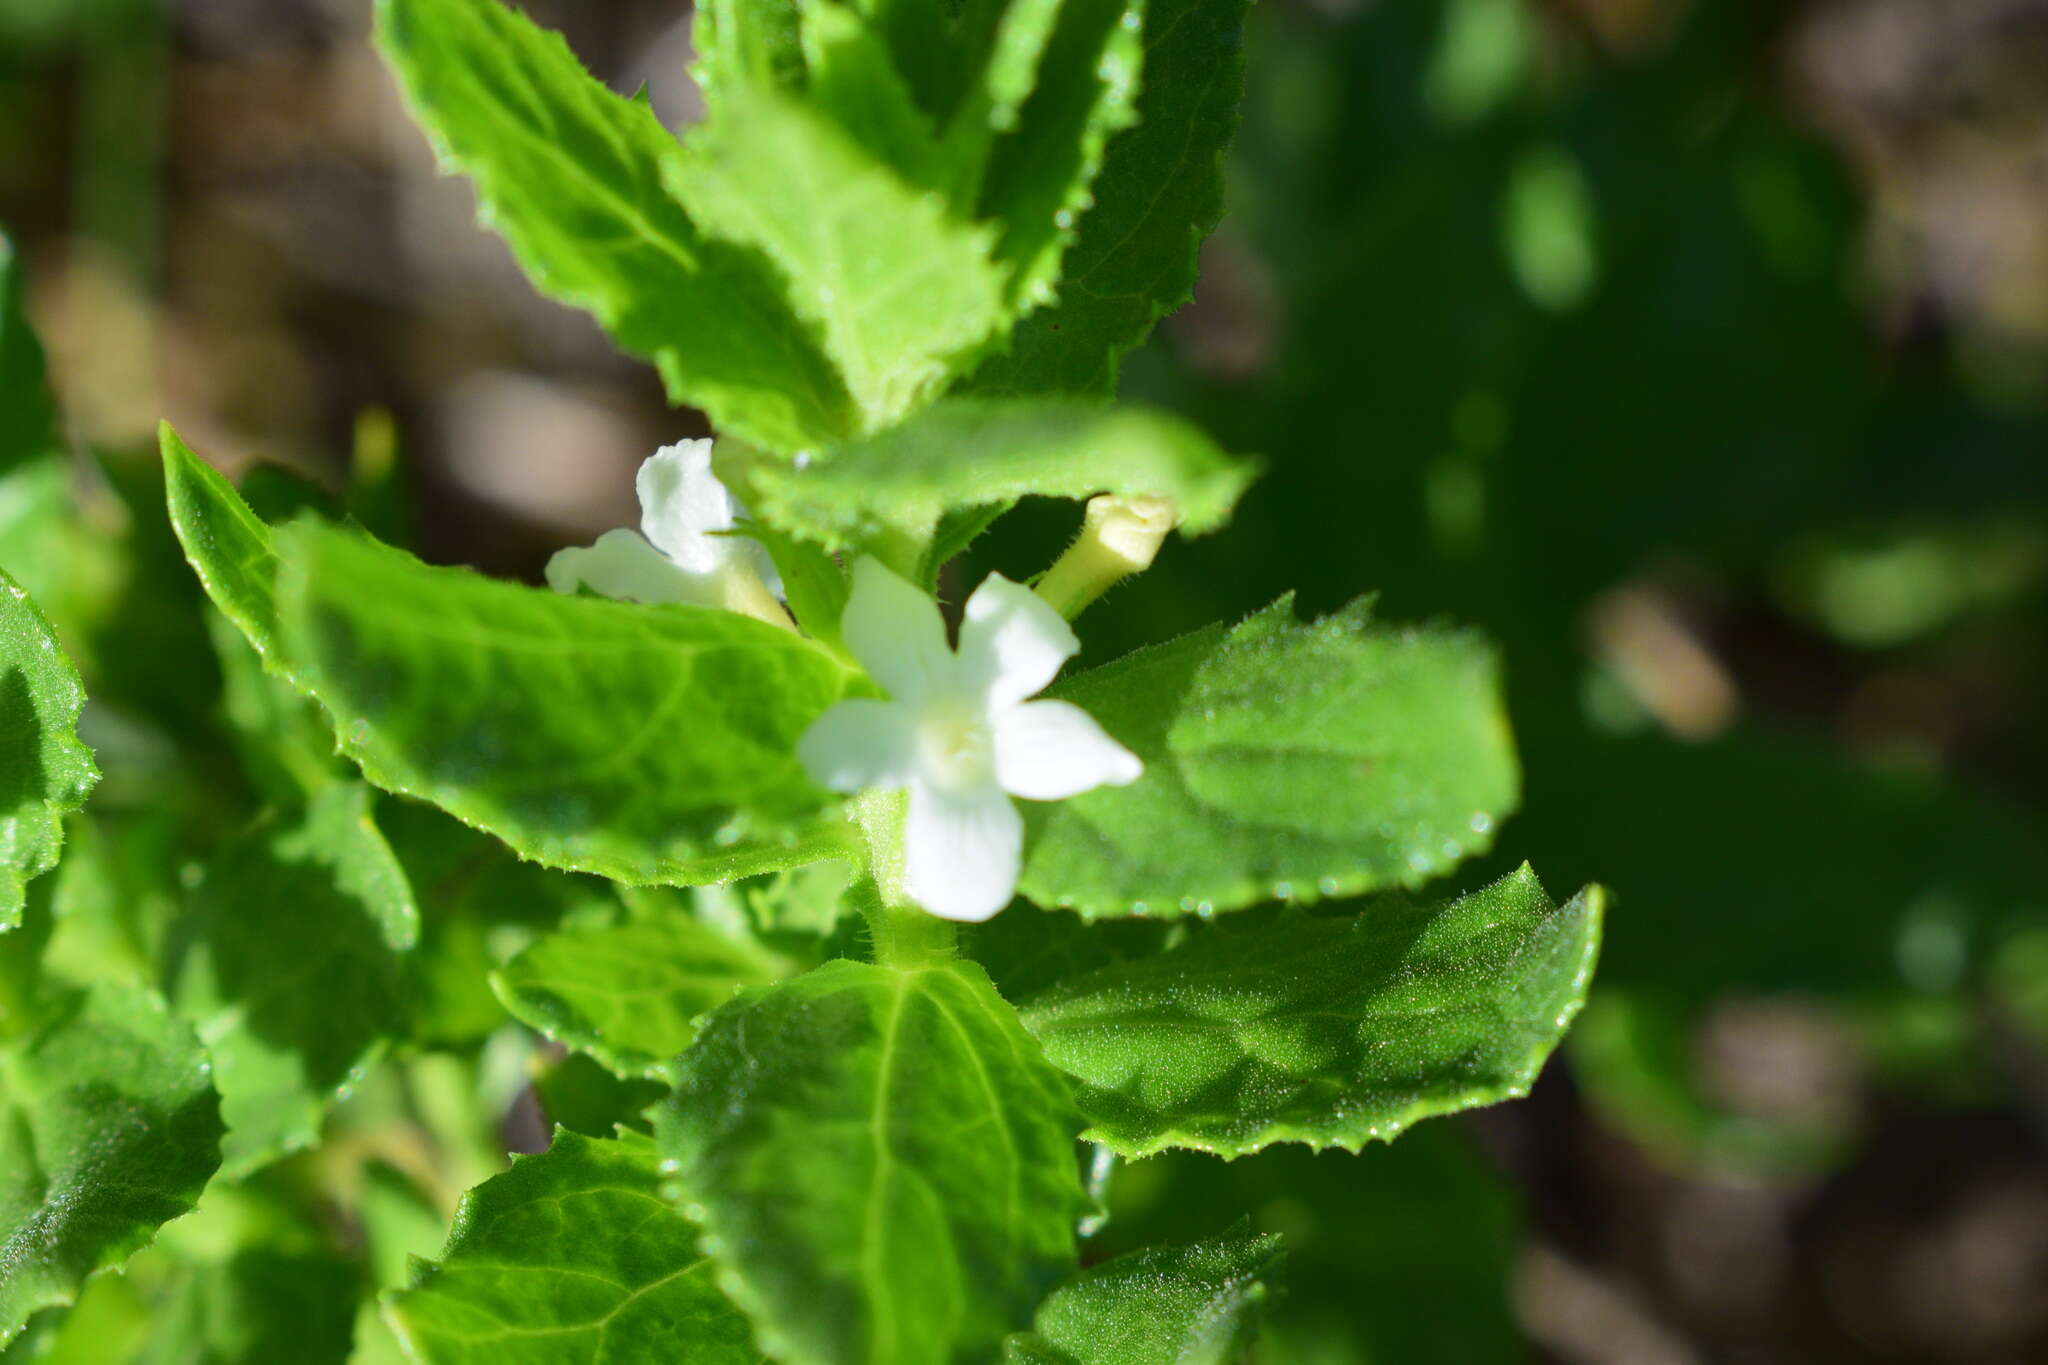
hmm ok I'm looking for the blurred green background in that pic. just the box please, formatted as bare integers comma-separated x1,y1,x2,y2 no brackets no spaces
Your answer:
4,0,2046,1359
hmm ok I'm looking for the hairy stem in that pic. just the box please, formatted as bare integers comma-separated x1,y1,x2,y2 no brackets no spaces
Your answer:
850,788,958,967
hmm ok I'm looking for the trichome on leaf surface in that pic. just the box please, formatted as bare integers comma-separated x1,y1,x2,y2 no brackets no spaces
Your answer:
0,0,1606,1360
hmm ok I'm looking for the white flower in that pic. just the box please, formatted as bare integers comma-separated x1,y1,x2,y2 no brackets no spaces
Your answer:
798,558,1143,922
545,439,782,609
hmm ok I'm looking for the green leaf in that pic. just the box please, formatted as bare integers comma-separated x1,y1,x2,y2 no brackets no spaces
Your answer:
748,397,1257,553
658,958,1088,1365
1003,1226,1280,1365
375,0,854,453
923,502,1012,583
0,459,82,620
358,1160,450,1294
492,910,790,1080
0,569,97,930
1022,597,1519,917
850,0,1004,129
169,782,417,1176
691,0,805,111
800,0,1141,303
971,0,1249,395
21,1160,371,1365
34,811,182,998
0,231,56,474
669,88,1008,434
741,520,851,655
799,3,948,193
161,425,285,662
0,983,224,1344
733,860,857,943
973,0,1069,135
138,1250,357,1365
531,1052,668,1140
380,800,615,1047
1019,867,1604,1157
384,1128,760,1365
33,445,224,745
1093,1127,1525,1364
963,900,1167,1003
975,0,1142,310
0,1262,152,1364
207,611,344,803
272,518,860,886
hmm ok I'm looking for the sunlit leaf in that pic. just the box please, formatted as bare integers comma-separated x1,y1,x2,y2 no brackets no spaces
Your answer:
161,426,285,664
1022,867,1603,1156
971,0,1249,395
268,518,858,887
669,88,1008,434
493,909,791,1080
384,1128,760,1364
0,569,97,930
1003,1225,1280,1365
0,983,223,1343
1022,597,1518,917
375,0,855,452
747,397,1256,555
659,959,1087,1365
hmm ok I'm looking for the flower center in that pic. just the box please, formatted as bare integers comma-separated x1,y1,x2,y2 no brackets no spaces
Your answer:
918,698,994,789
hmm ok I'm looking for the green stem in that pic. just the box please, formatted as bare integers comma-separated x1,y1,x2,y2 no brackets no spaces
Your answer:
850,788,958,967
867,900,958,968
863,522,930,582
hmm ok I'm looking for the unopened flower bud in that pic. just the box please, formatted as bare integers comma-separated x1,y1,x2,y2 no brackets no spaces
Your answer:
1033,494,1180,619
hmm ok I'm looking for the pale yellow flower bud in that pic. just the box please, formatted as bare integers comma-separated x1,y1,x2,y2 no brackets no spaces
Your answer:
1033,494,1181,619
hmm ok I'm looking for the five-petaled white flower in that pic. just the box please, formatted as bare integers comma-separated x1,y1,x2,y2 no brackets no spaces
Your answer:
546,439,782,612
799,558,1143,922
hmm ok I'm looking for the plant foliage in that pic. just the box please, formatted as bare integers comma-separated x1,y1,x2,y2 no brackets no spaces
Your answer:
0,0,1616,1359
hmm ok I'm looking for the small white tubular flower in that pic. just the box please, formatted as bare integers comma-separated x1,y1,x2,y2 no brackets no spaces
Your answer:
545,439,783,610
799,558,1143,923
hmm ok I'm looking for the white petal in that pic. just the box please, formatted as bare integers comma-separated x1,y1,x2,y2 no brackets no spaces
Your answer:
841,557,955,704
993,699,1144,800
957,571,1078,706
637,439,737,573
904,779,1023,922
797,699,917,793
545,529,718,606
